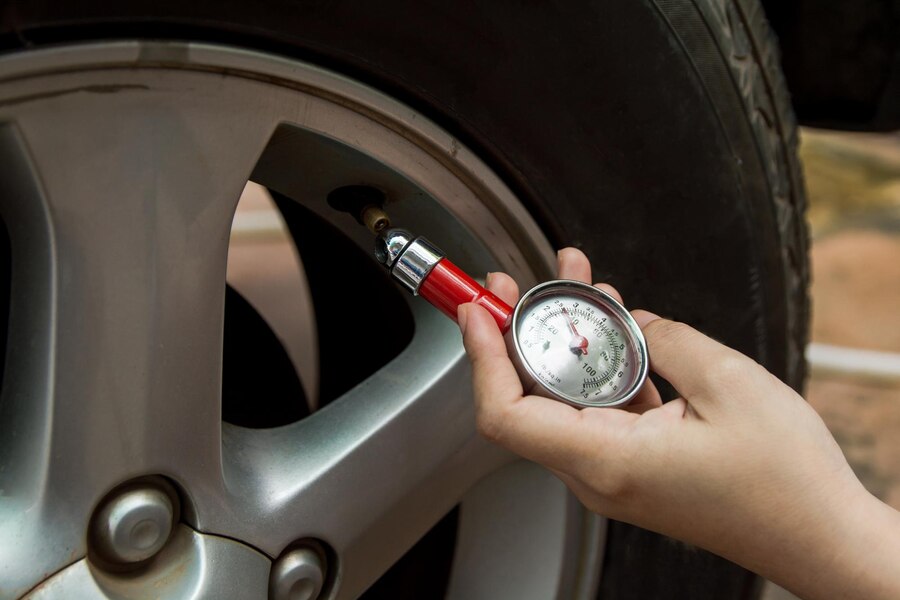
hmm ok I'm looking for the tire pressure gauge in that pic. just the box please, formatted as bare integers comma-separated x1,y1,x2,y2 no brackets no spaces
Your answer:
375,228,649,408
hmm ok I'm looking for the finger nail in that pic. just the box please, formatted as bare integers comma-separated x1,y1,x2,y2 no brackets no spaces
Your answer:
458,304,469,334
485,272,494,287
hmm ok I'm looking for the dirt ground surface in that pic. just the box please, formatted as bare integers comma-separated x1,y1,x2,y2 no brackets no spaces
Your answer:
810,230,900,353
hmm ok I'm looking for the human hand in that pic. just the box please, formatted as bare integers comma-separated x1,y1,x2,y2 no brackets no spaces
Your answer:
459,248,900,600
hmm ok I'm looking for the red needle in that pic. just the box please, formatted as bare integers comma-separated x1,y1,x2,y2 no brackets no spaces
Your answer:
561,307,589,355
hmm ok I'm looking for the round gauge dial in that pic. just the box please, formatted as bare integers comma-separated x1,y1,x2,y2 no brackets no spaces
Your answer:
511,280,648,407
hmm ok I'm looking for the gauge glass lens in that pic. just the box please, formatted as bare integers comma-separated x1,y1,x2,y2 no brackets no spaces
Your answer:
515,287,644,405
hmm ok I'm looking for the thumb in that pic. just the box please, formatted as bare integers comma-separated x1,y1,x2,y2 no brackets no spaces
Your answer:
459,303,635,473
632,310,762,406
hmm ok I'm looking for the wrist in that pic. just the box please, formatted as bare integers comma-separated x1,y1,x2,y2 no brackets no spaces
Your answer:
756,481,900,600
828,488,900,600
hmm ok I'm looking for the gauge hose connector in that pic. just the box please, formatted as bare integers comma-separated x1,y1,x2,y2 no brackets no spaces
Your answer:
375,228,512,331
375,228,444,294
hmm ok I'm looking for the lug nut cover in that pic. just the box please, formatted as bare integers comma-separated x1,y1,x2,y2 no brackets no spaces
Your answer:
91,484,176,565
269,546,326,600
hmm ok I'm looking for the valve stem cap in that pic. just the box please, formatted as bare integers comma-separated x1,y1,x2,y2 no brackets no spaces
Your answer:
361,205,391,234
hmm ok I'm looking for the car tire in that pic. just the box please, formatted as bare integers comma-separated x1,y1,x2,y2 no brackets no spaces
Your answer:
0,1,809,598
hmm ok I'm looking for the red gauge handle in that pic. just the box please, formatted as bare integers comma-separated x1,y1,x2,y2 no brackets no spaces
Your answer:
418,259,513,333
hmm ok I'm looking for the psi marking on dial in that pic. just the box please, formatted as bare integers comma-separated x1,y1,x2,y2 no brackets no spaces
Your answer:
514,284,645,407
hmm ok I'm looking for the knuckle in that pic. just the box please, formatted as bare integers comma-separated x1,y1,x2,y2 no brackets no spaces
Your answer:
644,319,698,356
570,430,635,500
475,405,507,444
586,460,635,502
704,353,754,389
603,444,639,499
645,319,693,349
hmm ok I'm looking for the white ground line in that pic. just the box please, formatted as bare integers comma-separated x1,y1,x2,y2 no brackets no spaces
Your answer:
806,343,900,382
230,210,288,242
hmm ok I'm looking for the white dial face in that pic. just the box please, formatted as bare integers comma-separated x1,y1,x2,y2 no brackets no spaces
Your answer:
515,291,643,404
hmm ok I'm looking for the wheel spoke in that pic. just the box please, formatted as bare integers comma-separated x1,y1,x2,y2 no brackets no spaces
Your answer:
0,71,278,596
214,303,513,597
447,462,605,599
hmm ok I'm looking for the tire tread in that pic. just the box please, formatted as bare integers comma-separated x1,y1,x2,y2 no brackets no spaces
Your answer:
687,0,811,389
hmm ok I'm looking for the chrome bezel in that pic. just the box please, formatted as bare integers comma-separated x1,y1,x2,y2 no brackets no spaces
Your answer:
508,280,649,408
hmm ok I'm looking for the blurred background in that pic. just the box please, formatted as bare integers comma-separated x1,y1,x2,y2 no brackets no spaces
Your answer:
764,128,900,599
800,128,900,510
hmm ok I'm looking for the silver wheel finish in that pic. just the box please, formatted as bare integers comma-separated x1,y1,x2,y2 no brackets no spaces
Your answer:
23,526,270,600
0,42,602,598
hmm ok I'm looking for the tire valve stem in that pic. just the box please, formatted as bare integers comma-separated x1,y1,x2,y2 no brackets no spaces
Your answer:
328,184,510,329
327,185,392,235
360,205,391,235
